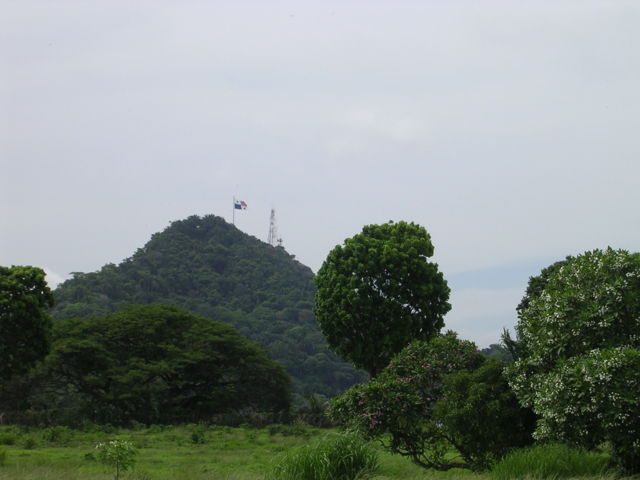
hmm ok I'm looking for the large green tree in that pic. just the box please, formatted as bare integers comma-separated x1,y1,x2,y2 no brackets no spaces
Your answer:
314,221,450,376
507,248,640,473
46,304,291,424
0,266,54,382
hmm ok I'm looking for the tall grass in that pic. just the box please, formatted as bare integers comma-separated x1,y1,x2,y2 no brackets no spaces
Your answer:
490,443,612,480
267,432,379,480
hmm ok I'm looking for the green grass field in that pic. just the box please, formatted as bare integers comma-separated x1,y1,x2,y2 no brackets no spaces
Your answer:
0,424,621,480
0,424,431,480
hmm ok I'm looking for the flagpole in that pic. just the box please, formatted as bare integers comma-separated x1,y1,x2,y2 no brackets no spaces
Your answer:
232,196,235,225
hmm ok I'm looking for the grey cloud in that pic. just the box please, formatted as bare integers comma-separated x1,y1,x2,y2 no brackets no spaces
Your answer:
2,1,639,347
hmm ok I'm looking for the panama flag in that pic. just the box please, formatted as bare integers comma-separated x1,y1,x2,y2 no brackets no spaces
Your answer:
234,200,248,210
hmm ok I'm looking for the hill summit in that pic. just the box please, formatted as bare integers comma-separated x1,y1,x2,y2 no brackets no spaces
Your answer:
52,214,366,397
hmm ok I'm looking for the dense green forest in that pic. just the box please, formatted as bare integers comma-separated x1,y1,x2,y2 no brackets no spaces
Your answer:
51,215,367,398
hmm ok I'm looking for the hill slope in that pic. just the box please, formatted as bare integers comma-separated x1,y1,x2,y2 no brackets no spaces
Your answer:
52,214,366,397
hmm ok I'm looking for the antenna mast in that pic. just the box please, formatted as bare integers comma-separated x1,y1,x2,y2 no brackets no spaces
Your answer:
267,208,282,246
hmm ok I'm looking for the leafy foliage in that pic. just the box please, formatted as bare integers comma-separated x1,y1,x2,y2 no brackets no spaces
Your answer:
51,215,366,397
507,248,640,473
434,358,536,470
479,344,513,362
95,440,137,480
329,332,482,470
515,257,571,315
314,221,450,376
44,304,291,424
0,266,54,382
502,258,572,362
532,348,640,473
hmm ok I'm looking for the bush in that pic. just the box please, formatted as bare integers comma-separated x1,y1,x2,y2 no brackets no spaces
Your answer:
329,332,483,470
147,424,167,434
95,440,137,480
79,421,117,434
43,425,72,444
0,447,6,466
267,432,379,480
533,348,640,473
0,433,16,446
22,437,37,450
295,393,334,428
190,426,207,444
490,443,612,480
434,358,536,470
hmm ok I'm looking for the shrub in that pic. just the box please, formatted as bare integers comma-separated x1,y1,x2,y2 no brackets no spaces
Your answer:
433,358,536,470
329,332,483,470
295,393,334,428
190,426,207,445
95,439,137,480
267,424,285,436
22,437,37,450
490,443,612,480
43,425,72,444
147,424,166,434
267,432,379,480
0,433,16,446
533,348,640,473
96,423,118,434
0,447,6,466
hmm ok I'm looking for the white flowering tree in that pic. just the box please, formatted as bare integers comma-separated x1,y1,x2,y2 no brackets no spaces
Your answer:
507,248,640,473
95,440,137,480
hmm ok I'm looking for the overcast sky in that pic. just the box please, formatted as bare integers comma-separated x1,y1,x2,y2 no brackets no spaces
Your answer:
2,1,639,347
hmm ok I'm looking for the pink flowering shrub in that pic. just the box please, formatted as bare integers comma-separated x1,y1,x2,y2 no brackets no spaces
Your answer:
328,331,482,470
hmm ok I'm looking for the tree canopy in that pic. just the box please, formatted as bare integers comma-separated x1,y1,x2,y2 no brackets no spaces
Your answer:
314,221,450,376
507,248,640,473
515,257,571,315
51,215,366,398
0,266,54,382
501,257,572,362
45,304,291,424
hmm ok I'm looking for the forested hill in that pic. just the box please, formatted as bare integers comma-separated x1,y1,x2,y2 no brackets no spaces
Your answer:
51,214,367,398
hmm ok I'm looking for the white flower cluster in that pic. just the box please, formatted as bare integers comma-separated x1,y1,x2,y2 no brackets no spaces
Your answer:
507,249,640,464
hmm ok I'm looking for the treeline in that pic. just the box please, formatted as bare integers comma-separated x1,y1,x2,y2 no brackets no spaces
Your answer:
3,217,639,475
1,302,290,425
51,215,367,398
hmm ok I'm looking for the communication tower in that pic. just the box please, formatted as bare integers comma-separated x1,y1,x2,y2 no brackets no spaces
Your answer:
267,208,282,247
